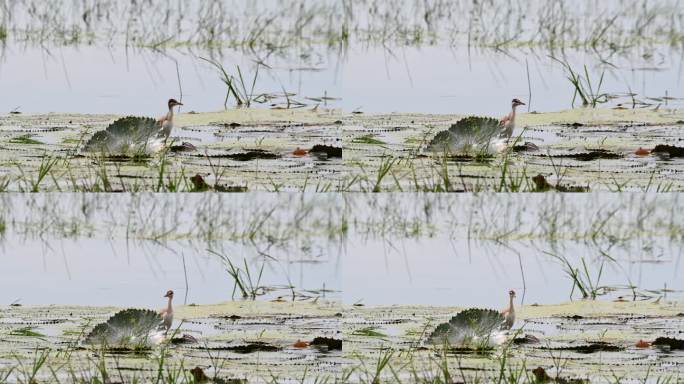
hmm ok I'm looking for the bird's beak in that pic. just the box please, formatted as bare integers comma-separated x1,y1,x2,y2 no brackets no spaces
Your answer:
518,101,526,106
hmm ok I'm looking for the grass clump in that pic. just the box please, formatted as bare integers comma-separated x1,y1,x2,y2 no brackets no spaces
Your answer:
352,134,386,145
9,327,45,337
9,134,43,145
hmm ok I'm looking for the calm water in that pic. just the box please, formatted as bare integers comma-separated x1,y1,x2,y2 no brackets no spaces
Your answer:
1,193,681,308
0,237,341,306
0,0,681,115
1,46,680,115
344,236,683,308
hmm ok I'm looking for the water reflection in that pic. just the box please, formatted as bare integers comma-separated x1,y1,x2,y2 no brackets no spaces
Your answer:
0,0,681,114
1,193,682,307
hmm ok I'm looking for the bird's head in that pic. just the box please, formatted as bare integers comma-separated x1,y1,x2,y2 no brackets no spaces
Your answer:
508,290,516,298
168,99,183,109
511,99,525,108
164,290,174,298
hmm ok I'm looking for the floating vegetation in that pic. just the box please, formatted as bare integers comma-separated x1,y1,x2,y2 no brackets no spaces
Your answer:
427,308,507,349
9,134,43,145
427,116,503,155
83,116,163,154
84,309,163,349
352,134,386,145
9,327,45,337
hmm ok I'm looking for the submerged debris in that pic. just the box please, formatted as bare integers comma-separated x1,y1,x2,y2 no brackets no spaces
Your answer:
552,150,622,161
512,142,540,152
170,142,197,152
292,147,308,156
191,174,210,191
635,147,651,156
190,366,209,383
201,150,280,161
543,342,622,354
513,334,540,344
171,334,199,344
311,337,342,351
652,337,684,350
532,174,588,192
532,367,587,384
652,144,684,158
309,144,342,158
202,342,280,354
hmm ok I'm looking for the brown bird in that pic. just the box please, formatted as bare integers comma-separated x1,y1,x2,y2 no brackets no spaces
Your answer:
500,290,516,329
499,99,526,140
158,99,183,145
159,290,174,334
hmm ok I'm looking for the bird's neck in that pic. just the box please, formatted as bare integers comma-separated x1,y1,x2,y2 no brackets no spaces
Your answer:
166,297,173,313
508,296,515,313
510,105,518,121
166,107,175,122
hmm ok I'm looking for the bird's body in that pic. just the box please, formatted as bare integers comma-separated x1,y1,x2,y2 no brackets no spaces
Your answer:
159,290,174,334
158,99,183,144
499,99,525,140
427,290,517,348
500,290,516,330
83,99,182,154
427,99,525,156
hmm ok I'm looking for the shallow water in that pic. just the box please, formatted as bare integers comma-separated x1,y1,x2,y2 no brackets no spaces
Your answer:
0,0,682,115
2,45,680,116
2,193,682,308
344,236,683,307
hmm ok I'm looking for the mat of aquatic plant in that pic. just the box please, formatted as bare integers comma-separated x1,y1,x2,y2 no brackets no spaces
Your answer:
1,300,683,383
344,108,684,192
345,300,684,383
0,301,342,383
1,108,683,191
0,109,344,192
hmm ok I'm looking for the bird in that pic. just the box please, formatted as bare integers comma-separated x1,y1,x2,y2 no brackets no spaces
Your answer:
500,289,516,329
427,290,517,349
499,98,526,140
427,98,526,155
159,289,174,334
83,98,183,154
158,99,184,145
